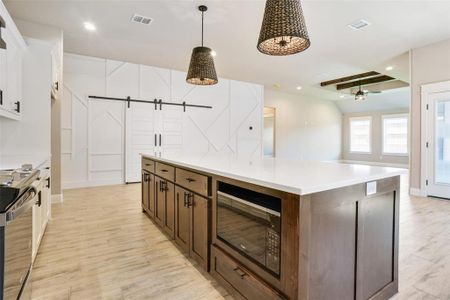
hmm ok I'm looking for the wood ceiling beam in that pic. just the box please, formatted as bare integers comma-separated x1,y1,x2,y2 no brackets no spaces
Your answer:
320,71,380,87
336,75,395,90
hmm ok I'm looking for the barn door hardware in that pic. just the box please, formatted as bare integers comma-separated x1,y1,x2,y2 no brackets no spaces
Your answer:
88,95,212,111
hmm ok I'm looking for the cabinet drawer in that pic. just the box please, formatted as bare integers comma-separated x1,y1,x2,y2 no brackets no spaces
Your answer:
175,168,210,197
155,162,175,181
212,246,283,300
142,158,155,173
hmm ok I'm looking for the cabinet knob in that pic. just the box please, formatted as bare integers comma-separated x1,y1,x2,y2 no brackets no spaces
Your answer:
186,178,196,183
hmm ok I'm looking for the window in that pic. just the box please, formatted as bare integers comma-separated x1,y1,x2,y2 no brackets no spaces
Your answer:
382,114,408,155
350,117,372,153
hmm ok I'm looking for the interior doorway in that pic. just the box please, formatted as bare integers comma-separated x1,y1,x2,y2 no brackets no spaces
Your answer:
421,81,450,199
263,107,276,157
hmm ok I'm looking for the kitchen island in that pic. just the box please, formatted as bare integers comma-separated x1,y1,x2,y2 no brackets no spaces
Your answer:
140,153,406,300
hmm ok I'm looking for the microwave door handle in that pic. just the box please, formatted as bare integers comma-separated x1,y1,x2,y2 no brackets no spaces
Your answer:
217,191,280,217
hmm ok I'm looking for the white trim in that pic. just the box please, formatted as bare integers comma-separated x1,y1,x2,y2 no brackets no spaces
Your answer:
420,80,450,198
409,188,426,197
62,179,124,189
51,194,64,204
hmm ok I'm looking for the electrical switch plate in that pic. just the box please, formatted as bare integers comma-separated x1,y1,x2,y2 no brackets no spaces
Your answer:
366,181,377,196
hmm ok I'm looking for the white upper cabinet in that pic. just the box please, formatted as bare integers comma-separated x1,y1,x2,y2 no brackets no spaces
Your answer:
0,2,27,120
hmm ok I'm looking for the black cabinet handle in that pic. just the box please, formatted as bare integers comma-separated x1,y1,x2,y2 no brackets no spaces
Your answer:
14,101,20,113
233,267,247,279
46,177,51,189
186,178,196,183
159,134,161,146
35,191,42,207
159,180,167,192
0,90,2,106
0,15,5,50
161,169,168,173
186,193,193,208
183,192,188,207
154,134,157,147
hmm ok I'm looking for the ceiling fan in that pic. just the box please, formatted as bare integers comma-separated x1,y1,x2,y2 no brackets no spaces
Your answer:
354,81,381,101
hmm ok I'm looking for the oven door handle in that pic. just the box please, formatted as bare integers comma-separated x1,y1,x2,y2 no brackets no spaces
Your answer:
5,187,37,224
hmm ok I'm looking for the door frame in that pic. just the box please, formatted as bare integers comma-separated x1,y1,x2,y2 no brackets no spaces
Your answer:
420,80,450,198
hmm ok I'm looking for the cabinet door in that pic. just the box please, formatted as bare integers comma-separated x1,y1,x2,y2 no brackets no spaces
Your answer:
174,186,190,253
190,193,209,268
40,178,51,230
4,28,22,114
163,181,175,239
356,192,396,300
141,171,150,212
148,174,155,218
154,176,165,228
0,49,6,110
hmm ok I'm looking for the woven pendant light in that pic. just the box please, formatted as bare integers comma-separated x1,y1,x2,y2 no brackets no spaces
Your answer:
186,5,218,85
257,0,311,56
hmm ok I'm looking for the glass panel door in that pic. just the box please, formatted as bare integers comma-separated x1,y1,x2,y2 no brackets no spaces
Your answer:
435,99,450,185
427,91,450,199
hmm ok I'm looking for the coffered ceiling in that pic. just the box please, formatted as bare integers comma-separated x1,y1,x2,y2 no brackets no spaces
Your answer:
4,0,450,105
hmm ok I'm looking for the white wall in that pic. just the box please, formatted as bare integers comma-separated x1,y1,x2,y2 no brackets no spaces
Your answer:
342,109,409,167
62,53,263,188
264,89,342,161
410,38,450,190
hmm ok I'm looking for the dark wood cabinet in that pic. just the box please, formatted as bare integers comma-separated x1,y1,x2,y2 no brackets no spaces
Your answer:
148,173,155,218
190,192,208,267
141,171,150,213
174,186,190,253
142,156,400,300
163,181,175,239
356,192,396,300
175,186,209,269
154,176,175,239
154,176,165,228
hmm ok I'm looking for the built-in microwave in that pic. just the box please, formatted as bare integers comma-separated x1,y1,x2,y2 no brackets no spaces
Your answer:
216,182,281,275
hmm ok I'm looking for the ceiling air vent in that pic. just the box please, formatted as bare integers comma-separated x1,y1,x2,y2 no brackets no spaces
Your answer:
348,19,371,30
131,14,153,25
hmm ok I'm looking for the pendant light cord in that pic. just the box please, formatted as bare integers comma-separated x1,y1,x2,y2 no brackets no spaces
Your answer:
201,10,204,47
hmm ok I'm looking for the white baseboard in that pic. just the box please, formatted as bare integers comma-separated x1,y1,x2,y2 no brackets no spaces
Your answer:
62,179,124,190
51,193,63,203
409,188,426,197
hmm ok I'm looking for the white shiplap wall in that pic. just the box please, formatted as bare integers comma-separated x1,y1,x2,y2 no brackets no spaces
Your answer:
62,53,263,188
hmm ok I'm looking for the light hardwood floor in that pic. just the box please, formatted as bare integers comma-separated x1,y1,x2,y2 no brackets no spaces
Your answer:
30,176,450,300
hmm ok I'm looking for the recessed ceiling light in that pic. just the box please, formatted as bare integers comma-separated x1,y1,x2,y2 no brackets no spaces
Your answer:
385,66,394,71
210,50,217,57
339,95,345,98
83,22,96,32
296,86,302,90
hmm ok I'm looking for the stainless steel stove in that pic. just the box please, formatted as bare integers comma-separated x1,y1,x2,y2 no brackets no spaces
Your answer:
0,165,39,213
0,165,40,300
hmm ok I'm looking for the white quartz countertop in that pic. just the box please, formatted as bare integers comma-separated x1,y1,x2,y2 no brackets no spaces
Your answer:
0,153,51,170
141,153,407,195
